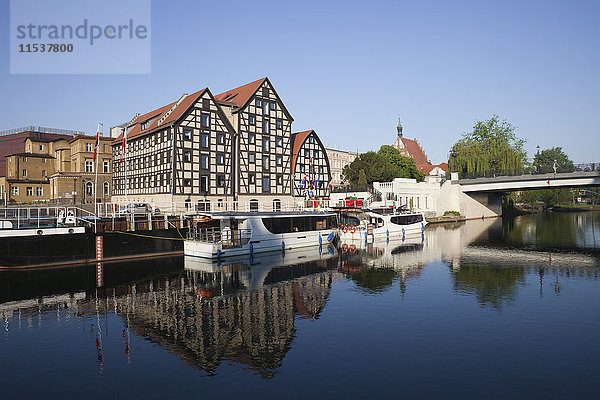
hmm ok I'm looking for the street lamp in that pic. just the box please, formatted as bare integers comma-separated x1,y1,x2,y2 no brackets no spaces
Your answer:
536,145,541,174
449,148,458,175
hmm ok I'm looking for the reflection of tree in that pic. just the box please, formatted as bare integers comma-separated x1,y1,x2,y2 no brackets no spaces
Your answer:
349,267,397,294
450,262,526,309
502,213,579,250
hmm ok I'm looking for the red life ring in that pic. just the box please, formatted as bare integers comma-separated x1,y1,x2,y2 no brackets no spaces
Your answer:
341,225,348,233
349,225,356,234
349,244,357,254
341,243,348,253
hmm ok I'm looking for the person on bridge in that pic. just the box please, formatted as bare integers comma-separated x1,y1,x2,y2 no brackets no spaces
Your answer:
553,160,559,176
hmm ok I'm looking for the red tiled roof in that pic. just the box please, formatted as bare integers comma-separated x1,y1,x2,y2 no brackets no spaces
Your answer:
112,89,208,144
290,130,313,174
214,78,266,110
401,137,429,166
418,162,449,175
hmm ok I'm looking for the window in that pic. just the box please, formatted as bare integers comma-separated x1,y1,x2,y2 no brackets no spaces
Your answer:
201,133,209,148
263,102,269,115
263,138,269,152
263,119,269,134
217,174,225,187
200,176,208,192
26,187,33,196
277,175,283,185
270,102,276,110
314,149,319,158
276,155,282,165
86,143,93,152
103,182,109,196
305,149,310,157
273,199,281,211
201,114,210,128
262,176,270,192
184,151,191,162
103,161,110,173
276,119,282,129
201,154,209,169
249,134,255,144
184,179,191,187
11,186,19,196
255,99,261,107
85,182,93,195
85,160,93,172
276,137,282,147
263,156,269,170
217,154,224,165
36,187,43,196
22,169,27,177
249,173,256,184
217,134,225,144
250,199,259,212
42,170,47,177
184,129,192,140
249,115,255,125
249,153,255,163
23,156,27,162
42,158,46,163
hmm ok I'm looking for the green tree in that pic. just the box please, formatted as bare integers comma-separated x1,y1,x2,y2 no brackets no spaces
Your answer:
342,146,425,185
378,145,425,182
532,147,575,174
450,115,527,176
358,169,367,185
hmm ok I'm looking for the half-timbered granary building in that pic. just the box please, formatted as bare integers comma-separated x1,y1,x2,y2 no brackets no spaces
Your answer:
290,130,331,200
111,88,236,207
214,78,294,204
111,78,329,209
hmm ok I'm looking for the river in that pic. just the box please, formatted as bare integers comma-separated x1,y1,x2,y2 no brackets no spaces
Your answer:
1,212,599,399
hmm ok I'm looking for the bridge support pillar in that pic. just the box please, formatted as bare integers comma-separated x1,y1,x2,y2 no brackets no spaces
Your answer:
461,192,502,219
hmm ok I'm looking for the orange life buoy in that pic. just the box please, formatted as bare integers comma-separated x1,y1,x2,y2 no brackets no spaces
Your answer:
349,244,357,254
349,225,356,234
341,225,348,233
341,243,348,253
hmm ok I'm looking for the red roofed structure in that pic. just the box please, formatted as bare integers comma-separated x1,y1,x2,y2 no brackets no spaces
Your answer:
393,118,449,176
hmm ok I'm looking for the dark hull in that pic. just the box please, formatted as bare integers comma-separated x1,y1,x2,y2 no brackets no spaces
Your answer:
0,228,185,269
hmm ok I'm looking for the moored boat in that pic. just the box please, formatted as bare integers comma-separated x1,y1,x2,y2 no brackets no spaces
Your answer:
338,208,427,241
184,211,338,259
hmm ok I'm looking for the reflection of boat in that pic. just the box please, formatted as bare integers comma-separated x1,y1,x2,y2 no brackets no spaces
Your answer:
184,212,337,259
185,244,337,291
338,209,427,241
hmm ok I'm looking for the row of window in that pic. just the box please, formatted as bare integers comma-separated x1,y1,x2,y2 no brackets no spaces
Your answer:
248,116,283,131
11,186,43,196
84,160,111,173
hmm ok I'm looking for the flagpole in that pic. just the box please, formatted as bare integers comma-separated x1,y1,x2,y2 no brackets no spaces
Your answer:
94,123,102,232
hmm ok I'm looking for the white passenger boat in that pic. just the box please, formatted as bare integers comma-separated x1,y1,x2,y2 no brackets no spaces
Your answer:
338,209,427,241
184,211,338,259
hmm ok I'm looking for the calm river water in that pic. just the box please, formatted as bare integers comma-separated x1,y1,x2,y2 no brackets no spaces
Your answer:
2,212,599,399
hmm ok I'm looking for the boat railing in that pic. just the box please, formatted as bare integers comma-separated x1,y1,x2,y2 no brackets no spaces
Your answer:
0,206,95,230
187,227,252,249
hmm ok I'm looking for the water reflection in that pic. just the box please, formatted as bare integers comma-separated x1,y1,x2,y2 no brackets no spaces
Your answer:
1,212,600,383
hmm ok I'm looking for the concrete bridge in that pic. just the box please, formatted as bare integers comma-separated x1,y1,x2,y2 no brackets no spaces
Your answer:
457,171,600,218
460,171,600,193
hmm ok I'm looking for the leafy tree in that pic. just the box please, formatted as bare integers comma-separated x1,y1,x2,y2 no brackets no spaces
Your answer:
532,147,575,174
342,146,425,185
358,169,367,185
378,145,425,182
449,116,527,176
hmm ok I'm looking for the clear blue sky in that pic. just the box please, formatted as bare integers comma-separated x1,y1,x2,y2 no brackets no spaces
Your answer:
2,0,599,164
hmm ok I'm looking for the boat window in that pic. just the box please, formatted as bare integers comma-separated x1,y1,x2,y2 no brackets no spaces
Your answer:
340,214,360,226
262,215,337,234
390,214,423,225
249,199,259,212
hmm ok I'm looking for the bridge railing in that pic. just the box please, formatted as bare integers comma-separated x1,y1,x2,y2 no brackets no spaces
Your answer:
454,170,527,180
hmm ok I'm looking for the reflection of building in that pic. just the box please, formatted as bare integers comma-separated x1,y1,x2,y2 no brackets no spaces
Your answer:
392,118,448,176
0,127,113,205
291,130,331,200
325,147,359,188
